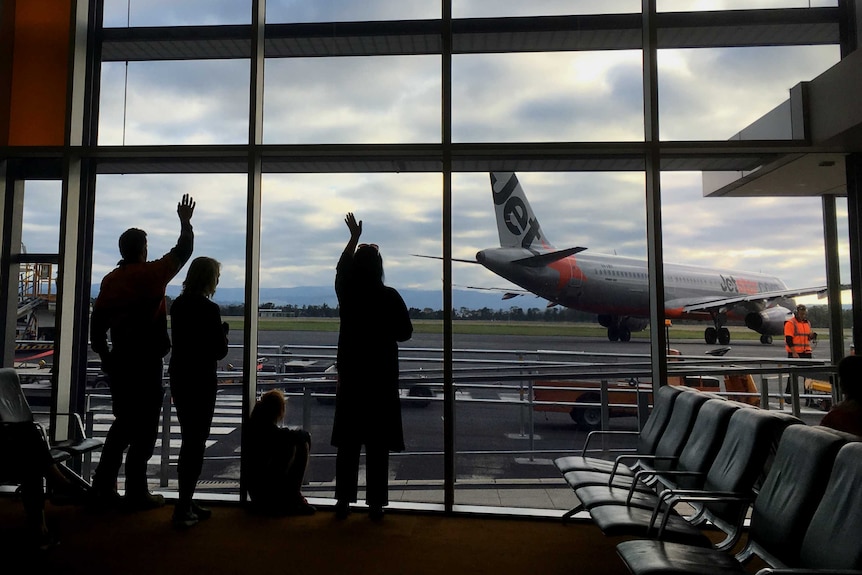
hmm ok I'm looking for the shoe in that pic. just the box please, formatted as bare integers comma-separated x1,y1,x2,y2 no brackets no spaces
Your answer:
87,488,121,511
191,501,212,520
51,482,90,506
172,507,199,529
288,497,316,516
369,505,384,521
124,491,165,511
335,501,351,520
34,529,60,552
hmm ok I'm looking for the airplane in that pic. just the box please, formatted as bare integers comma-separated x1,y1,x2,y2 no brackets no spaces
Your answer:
433,172,835,345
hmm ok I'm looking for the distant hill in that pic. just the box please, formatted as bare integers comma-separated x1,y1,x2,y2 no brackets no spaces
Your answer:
91,285,541,312
213,286,541,312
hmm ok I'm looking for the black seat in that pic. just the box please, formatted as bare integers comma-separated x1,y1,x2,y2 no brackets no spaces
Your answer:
0,367,102,486
615,425,857,575
588,407,800,550
574,397,739,512
563,389,711,496
554,385,686,481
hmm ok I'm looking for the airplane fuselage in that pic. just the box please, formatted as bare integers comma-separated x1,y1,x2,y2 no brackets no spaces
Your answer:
476,247,790,327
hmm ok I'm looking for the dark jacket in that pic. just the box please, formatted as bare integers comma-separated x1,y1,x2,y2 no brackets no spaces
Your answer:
331,250,413,451
91,222,193,363
168,293,228,397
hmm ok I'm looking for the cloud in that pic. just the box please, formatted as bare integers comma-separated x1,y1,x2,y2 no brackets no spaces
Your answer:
21,3,849,307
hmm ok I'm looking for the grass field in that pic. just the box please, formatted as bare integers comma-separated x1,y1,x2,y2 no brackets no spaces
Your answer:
223,316,801,341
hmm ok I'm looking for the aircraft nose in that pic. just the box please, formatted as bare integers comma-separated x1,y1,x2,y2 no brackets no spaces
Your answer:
476,251,485,263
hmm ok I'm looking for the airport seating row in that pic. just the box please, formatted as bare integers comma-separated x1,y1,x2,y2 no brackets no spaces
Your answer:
558,388,800,547
553,385,862,573
616,424,862,574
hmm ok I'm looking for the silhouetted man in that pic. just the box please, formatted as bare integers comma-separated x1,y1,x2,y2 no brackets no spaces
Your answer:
89,194,195,510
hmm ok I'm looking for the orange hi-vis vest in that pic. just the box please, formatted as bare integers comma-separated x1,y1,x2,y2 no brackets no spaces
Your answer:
784,317,812,355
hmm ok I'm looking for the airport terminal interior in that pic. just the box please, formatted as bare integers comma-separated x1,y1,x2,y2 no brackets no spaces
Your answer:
3,1,862,569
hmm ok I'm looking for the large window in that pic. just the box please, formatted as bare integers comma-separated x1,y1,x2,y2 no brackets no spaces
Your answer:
2,2,849,515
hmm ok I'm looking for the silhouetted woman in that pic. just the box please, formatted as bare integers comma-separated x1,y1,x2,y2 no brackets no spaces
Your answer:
332,212,413,520
245,389,315,515
169,256,229,527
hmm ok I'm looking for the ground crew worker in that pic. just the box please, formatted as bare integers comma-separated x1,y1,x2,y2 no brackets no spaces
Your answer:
785,304,816,359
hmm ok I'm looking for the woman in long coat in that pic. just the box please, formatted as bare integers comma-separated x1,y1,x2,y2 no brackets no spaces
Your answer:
331,213,413,520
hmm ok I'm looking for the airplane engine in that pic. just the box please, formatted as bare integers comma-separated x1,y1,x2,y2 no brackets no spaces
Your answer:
745,306,792,335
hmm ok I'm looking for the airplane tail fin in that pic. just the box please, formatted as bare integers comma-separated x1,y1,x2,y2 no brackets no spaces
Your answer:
490,172,553,250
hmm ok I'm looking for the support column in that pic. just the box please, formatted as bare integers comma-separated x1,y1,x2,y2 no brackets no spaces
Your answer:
643,0,667,395
0,173,24,368
822,195,844,363
240,0,265,503
442,0,454,513
846,154,862,350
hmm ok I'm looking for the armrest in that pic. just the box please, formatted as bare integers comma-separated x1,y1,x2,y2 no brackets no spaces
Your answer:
648,489,752,537
581,430,639,456
52,411,94,440
623,463,683,504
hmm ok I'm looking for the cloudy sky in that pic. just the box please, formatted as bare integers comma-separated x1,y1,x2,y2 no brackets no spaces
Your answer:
19,0,848,309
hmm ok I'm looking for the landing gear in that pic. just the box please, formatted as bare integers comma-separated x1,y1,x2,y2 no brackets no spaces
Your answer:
705,326,731,345
704,327,717,345
607,324,631,342
760,334,773,344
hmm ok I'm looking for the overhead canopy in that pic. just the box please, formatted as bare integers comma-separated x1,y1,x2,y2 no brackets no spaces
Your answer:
704,45,862,198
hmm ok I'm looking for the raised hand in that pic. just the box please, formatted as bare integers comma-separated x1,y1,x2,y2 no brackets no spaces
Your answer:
345,212,362,240
178,193,196,223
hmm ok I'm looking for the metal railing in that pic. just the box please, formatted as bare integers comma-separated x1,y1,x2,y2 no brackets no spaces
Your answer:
66,345,839,503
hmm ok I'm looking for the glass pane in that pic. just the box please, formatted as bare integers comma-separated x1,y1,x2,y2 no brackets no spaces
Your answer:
453,52,643,143
263,57,440,144
661,172,828,295
98,60,250,146
103,0,252,27
17,181,61,404
90,174,247,497
452,171,649,510
21,181,61,255
267,0,441,23
455,0,639,17
255,173,443,508
659,46,839,141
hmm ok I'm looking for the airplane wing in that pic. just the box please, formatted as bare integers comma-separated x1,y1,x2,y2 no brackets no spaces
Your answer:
457,284,535,300
413,246,587,267
412,254,480,264
513,246,587,267
676,284,845,313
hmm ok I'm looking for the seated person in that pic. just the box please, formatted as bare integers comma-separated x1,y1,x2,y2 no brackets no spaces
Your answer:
0,421,88,550
245,390,315,515
820,355,862,436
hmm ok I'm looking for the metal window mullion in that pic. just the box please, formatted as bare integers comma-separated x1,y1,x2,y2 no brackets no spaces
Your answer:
442,0,455,514
240,0,265,503
643,0,667,396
